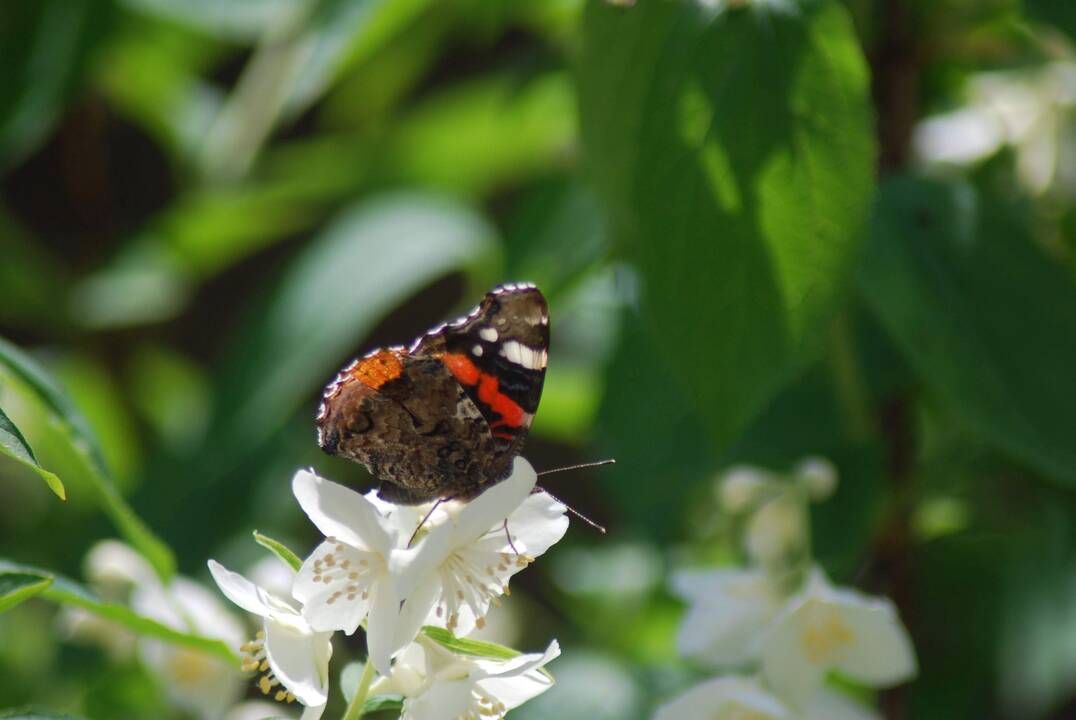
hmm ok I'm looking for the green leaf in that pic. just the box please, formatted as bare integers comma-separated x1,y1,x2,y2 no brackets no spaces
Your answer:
0,570,53,614
421,626,520,661
200,0,436,179
284,0,435,119
859,177,1076,485
0,561,238,665
362,695,404,716
0,337,176,580
421,627,555,683
0,0,112,169
0,405,65,499
1025,0,1076,43
0,712,88,719
387,71,577,198
253,530,303,572
595,319,714,540
578,0,876,448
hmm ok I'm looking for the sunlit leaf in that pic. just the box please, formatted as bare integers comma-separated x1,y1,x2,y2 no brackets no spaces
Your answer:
422,627,554,682
0,561,238,664
860,177,1076,485
0,338,175,579
0,406,64,500
421,626,521,660
579,0,875,448
0,569,53,614
200,0,435,178
119,0,299,41
253,530,303,572
387,71,577,198
284,0,434,118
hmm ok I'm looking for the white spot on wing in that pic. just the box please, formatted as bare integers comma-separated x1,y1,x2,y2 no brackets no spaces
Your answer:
499,340,546,370
478,327,498,342
472,344,483,357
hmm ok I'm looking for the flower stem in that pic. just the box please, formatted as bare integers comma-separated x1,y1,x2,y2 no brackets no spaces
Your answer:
341,659,377,720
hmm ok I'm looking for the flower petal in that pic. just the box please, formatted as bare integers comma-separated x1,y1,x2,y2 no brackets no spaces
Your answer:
292,469,393,554
299,703,327,720
394,542,446,601
396,574,442,655
365,576,403,676
86,540,158,588
826,586,917,686
264,616,332,708
294,540,380,635
759,598,828,704
207,560,279,618
653,676,792,720
366,490,448,541
473,640,561,710
671,568,782,666
506,491,569,557
445,456,537,545
802,690,882,720
401,677,474,720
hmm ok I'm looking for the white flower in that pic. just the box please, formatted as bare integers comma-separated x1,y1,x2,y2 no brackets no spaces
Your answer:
69,540,246,718
373,635,560,720
801,690,882,720
652,676,793,720
85,539,159,590
395,457,568,638
651,676,881,720
290,468,406,675
208,560,333,720
760,569,917,704
794,457,838,501
744,495,807,567
670,568,784,667
133,576,246,718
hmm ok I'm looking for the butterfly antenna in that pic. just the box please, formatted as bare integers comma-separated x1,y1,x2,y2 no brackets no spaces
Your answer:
536,487,607,534
537,458,616,476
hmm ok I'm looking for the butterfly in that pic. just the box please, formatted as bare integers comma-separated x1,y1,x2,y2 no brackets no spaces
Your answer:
316,283,549,504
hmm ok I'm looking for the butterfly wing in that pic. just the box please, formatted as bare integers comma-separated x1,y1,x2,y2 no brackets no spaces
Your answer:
412,283,549,473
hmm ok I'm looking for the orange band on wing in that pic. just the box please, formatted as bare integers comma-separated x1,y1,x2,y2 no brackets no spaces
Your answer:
442,352,527,429
350,350,404,389
478,374,526,428
442,352,481,386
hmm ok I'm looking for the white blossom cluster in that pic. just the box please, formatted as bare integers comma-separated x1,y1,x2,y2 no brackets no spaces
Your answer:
656,458,917,720
208,456,568,720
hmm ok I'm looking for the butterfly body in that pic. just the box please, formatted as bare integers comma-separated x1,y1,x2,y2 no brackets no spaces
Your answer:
316,283,549,503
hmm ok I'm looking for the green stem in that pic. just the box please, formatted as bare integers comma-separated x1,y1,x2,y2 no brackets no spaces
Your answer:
341,658,377,720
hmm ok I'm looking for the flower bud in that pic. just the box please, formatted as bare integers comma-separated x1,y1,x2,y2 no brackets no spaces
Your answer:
745,496,806,567
718,465,771,514
795,456,838,501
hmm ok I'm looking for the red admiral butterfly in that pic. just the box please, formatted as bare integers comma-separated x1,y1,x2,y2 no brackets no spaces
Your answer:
316,283,549,504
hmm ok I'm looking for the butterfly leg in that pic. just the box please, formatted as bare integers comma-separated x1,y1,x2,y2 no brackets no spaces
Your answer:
503,518,520,556
408,498,447,549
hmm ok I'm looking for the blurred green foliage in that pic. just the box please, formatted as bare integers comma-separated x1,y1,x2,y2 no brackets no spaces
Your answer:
1,0,1076,718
